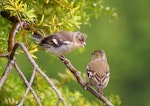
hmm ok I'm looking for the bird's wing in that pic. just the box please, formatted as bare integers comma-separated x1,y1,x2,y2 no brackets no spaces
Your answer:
87,61,110,86
95,71,110,86
39,31,73,48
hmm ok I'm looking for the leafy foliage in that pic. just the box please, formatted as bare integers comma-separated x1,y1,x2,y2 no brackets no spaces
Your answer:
0,70,121,106
0,0,120,106
0,15,11,52
0,0,117,56
3,0,36,23
1,0,117,33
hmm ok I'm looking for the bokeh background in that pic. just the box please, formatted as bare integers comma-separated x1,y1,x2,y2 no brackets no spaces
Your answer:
11,0,150,106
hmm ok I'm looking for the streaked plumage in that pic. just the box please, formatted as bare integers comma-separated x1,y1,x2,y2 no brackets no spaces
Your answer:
86,49,110,94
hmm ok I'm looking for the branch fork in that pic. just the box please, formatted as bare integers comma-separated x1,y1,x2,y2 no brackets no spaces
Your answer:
0,19,66,106
0,11,114,106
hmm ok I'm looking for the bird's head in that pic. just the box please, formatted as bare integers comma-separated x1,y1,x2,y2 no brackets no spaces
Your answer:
73,31,87,47
91,49,107,61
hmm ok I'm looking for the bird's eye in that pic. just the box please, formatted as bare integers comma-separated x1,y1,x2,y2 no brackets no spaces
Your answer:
93,52,98,56
79,38,82,42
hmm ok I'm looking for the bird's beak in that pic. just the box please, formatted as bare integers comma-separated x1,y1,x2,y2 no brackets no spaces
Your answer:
81,42,86,47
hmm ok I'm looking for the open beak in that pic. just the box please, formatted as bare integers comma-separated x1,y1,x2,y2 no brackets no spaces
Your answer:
81,42,86,47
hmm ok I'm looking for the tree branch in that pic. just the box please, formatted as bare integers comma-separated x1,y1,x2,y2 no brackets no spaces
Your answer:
17,67,37,106
1,10,114,106
0,11,18,23
0,59,14,90
14,62,42,106
36,66,67,106
12,42,66,106
0,12,66,105
59,56,114,106
0,53,9,58
8,22,24,52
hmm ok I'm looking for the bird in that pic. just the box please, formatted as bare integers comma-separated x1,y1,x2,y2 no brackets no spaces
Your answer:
33,30,87,56
86,49,110,94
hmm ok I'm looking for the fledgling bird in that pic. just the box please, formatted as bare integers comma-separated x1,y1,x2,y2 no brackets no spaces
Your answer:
33,30,86,56
86,49,110,94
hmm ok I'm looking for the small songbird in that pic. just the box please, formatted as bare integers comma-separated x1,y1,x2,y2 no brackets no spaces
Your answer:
33,30,86,56
86,49,110,94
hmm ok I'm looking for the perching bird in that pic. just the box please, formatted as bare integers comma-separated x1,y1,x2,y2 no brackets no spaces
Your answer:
86,49,110,94
33,30,86,56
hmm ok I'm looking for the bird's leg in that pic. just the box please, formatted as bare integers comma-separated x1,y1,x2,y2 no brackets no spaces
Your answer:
97,87,103,95
59,55,65,61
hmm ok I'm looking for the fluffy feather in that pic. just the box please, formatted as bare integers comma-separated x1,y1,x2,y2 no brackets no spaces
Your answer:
34,30,86,56
86,49,110,94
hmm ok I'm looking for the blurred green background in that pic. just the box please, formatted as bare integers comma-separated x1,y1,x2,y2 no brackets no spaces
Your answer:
7,0,150,106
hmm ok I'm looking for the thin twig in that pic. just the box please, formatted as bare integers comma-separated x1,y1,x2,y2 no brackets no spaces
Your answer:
0,10,18,23
36,67,67,106
14,62,42,106
0,21,24,89
0,55,9,89
0,20,22,90
8,22,24,52
17,68,36,106
0,53,9,58
17,67,37,106
1,10,113,105
12,42,66,106
1,11,65,105
59,56,114,106
0,59,14,90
